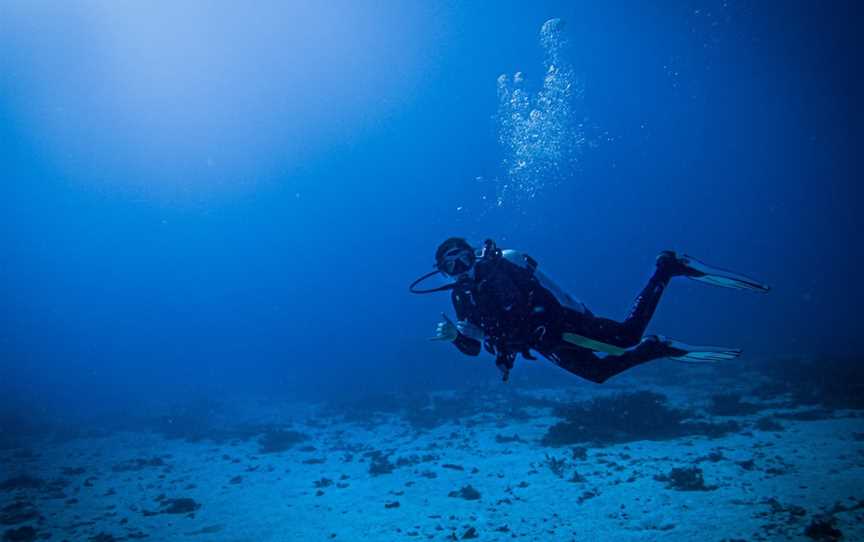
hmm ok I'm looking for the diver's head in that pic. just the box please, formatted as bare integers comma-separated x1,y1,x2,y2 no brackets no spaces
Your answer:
435,237,476,277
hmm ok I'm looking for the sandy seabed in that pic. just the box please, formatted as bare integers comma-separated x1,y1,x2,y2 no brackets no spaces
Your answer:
2,362,863,542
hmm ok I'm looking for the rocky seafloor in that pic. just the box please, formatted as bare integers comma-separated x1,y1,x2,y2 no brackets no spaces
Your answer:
2,357,863,541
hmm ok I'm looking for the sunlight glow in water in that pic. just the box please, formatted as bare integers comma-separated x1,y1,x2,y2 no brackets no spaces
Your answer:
1,2,425,199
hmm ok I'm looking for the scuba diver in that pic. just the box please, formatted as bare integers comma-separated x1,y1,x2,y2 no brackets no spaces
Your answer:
410,238,769,383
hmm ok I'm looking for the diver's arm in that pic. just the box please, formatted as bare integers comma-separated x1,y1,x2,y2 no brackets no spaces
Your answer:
452,291,484,356
453,332,482,356
430,313,482,355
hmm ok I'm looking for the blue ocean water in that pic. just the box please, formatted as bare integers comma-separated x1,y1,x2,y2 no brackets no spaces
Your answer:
1,2,862,541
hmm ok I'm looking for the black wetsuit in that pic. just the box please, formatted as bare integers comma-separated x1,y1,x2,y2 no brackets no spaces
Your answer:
451,248,674,383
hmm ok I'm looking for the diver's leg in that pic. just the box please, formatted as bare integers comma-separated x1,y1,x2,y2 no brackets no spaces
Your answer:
564,256,674,348
552,336,669,384
619,253,677,338
549,347,607,383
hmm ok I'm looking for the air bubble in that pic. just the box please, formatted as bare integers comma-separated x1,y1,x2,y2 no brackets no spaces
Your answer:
492,18,583,207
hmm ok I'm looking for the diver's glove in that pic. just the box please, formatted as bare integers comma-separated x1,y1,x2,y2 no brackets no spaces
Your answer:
429,313,484,342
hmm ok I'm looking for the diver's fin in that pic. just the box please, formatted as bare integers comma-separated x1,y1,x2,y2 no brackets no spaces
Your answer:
660,336,742,364
677,254,770,293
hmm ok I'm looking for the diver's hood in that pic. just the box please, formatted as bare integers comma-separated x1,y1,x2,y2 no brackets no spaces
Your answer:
408,239,499,294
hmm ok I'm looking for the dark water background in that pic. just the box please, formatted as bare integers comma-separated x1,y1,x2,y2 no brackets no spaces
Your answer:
1,1,861,431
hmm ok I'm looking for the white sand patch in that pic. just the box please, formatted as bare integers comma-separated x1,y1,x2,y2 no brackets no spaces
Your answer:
2,392,863,541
